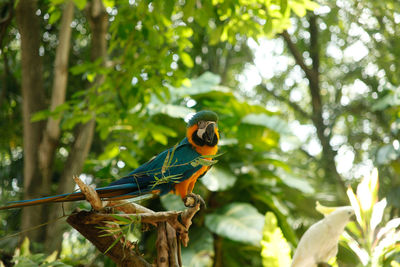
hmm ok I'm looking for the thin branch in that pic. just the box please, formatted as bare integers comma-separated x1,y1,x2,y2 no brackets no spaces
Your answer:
299,147,316,160
73,175,103,211
281,30,315,82
309,15,320,74
106,200,154,214
259,84,311,120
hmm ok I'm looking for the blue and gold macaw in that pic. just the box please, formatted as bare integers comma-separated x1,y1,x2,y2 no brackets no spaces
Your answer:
0,110,219,210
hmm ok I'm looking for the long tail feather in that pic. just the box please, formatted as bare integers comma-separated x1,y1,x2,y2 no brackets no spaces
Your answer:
0,183,141,210
0,191,85,210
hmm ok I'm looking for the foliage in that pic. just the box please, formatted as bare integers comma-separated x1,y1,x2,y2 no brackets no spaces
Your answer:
344,169,400,266
3,0,400,266
181,227,214,267
205,202,265,246
97,214,142,254
10,238,71,267
260,212,291,267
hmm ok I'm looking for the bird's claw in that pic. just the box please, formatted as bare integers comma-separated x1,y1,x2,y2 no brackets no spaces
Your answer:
183,193,206,209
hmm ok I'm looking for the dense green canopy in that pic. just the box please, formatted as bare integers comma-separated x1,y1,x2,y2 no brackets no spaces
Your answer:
0,0,399,266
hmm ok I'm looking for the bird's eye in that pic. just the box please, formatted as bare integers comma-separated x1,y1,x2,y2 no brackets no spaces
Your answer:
198,121,207,129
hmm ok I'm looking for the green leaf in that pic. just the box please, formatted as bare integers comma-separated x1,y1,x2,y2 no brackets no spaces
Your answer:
194,158,218,166
160,194,186,211
103,234,123,255
20,237,31,256
209,26,223,45
261,212,292,267
151,131,168,145
119,150,139,168
377,144,398,164
290,1,307,17
280,0,288,15
201,167,237,192
241,114,291,135
102,0,114,8
48,9,61,24
72,0,87,10
280,172,315,194
86,73,96,83
180,52,194,68
151,104,194,119
181,227,214,267
98,144,119,161
31,109,51,122
205,202,264,246
110,214,134,224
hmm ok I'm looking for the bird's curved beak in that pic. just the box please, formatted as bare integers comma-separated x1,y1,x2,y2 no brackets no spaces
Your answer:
204,122,216,144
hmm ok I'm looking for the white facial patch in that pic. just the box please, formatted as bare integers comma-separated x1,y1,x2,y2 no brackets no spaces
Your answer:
197,121,215,139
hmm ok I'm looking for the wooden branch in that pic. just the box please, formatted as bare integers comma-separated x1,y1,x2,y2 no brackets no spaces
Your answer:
281,30,315,82
166,223,180,267
67,176,201,266
67,211,151,267
67,204,200,266
106,200,154,214
80,211,180,225
309,15,320,75
179,204,200,247
156,222,170,267
73,175,103,211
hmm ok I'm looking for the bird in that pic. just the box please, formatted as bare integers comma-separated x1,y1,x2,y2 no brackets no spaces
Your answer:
0,110,219,210
291,206,354,267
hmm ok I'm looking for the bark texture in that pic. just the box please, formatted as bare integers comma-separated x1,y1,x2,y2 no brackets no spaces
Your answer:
16,0,47,243
39,0,74,191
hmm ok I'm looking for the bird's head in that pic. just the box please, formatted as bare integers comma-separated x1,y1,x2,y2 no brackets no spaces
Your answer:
187,110,219,148
329,206,354,219
326,206,355,228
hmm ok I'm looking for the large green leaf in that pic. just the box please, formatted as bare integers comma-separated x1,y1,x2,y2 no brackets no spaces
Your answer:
205,202,264,246
160,193,186,211
181,227,214,267
241,113,292,135
200,167,237,192
260,212,292,267
279,172,315,194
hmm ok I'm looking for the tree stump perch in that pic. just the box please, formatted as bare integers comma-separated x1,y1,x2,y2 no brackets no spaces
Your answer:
67,177,201,266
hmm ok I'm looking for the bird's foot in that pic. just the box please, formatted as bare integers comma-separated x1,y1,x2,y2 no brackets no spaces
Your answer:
183,193,206,209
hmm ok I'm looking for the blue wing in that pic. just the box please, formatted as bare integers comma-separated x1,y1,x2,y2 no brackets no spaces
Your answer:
0,138,201,210
103,137,202,197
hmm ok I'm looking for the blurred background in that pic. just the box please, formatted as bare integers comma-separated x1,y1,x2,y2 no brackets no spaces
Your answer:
0,0,399,266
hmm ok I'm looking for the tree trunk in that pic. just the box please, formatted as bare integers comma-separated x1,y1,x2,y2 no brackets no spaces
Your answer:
280,15,347,199
39,0,75,192
16,0,47,244
44,0,107,253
